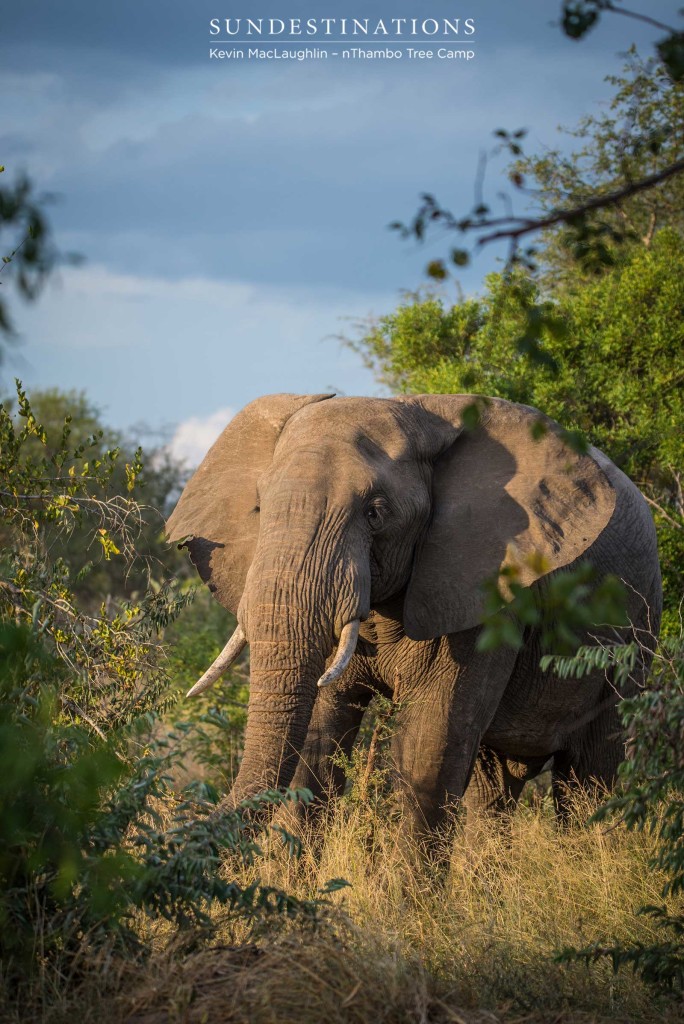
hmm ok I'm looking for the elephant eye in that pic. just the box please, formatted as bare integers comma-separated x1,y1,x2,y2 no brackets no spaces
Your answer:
365,500,387,529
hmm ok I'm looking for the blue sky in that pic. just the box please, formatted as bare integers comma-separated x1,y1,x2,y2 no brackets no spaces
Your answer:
2,0,679,463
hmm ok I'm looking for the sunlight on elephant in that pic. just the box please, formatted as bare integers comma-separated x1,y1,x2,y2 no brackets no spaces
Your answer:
166,393,662,836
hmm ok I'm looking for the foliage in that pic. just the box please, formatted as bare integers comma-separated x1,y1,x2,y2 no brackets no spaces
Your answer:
331,691,403,813
0,168,73,348
551,636,684,992
0,629,323,972
517,52,684,288
163,588,249,793
0,383,328,989
393,46,684,283
0,385,190,608
478,561,629,654
0,379,184,729
559,3,684,83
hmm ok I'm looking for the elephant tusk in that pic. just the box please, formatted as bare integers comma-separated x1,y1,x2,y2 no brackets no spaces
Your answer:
186,625,247,697
317,620,360,688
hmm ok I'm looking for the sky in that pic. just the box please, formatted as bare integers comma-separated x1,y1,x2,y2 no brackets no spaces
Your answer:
2,0,680,465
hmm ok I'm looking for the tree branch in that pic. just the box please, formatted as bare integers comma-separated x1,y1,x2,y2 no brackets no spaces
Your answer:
642,495,683,529
475,155,684,250
599,1,678,36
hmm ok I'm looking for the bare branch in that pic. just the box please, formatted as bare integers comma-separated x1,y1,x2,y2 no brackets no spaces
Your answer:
599,1,679,36
643,495,683,529
475,155,684,251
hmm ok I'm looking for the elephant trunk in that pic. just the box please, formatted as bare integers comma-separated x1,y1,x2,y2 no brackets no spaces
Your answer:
228,637,327,805
226,498,367,807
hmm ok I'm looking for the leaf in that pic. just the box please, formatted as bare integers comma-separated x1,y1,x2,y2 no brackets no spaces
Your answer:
450,248,470,266
658,32,684,82
97,528,121,561
427,259,447,280
319,878,352,895
461,401,482,431
561,2,600,40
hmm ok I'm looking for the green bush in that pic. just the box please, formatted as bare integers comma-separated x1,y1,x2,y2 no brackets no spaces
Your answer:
0,383,327,993
549,637,684,991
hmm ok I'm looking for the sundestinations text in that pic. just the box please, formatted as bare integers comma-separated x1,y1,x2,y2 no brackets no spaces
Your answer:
209,17,476,37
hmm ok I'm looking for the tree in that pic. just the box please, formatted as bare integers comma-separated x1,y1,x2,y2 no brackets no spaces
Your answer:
517,52,684,288
0,169,70,353
0,381,323,995
0,386,190,606
394,37,684,281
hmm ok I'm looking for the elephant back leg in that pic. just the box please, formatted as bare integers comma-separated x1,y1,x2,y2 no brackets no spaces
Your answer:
551,692,624,822
464,747,550,818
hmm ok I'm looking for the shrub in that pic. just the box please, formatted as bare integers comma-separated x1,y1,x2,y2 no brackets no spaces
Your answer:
0,383,325,994
550,636,684,991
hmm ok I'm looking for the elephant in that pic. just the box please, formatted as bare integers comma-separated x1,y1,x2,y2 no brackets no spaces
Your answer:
166,393,662,834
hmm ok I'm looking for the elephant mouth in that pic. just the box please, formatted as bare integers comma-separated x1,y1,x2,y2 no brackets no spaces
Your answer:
185,618,361,698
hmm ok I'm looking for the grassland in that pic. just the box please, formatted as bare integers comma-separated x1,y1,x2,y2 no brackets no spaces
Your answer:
10,788,682,1024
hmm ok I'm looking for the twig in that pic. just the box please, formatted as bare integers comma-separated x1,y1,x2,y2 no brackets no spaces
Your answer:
475,155,684,249
61,696,108,741
598,1,678,36
642,495,683,529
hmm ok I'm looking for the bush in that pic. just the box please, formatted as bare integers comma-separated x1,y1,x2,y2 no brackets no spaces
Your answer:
550,636,684,991
0,383,325,997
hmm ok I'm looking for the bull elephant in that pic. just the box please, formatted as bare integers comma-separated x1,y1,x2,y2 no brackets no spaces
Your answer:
166,393,662,833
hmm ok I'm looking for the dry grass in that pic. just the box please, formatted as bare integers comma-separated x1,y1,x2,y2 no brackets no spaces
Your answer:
4,790,682,1023
118,790,683,1024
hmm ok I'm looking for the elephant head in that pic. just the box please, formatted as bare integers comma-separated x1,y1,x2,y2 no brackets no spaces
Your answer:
166,393,615,804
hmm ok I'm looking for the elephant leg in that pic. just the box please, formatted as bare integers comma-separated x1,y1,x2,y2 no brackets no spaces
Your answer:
464,746,528,817
552,695,624,822
389,693,475,837
389,638,520,839
283,676,376,822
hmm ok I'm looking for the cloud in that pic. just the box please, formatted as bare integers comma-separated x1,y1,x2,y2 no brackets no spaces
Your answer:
167,407,235,468
1,38,621,295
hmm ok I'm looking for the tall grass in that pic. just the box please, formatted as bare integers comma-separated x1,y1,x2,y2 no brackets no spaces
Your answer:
120,792,682,1024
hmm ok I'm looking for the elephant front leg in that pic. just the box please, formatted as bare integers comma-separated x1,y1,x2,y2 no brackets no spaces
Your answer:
389,635,520,838
390,692,481,837
279,672,377,833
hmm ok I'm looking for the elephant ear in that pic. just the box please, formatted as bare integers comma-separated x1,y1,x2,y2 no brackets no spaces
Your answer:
166,393,334,614
400,395,617,640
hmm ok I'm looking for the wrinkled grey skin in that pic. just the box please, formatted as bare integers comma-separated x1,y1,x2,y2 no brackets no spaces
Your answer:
167,394,662,833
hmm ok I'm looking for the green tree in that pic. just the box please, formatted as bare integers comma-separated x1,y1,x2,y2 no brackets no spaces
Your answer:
0,168,71,350
551,636,684,991
395,47,684,282
517,53,684,287
0,383,324,995
0,386,189,606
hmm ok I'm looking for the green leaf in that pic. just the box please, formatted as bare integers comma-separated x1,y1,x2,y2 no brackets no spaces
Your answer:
450,248,470,266
561,2,600,40
427,259,448,280
657,32,684,82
